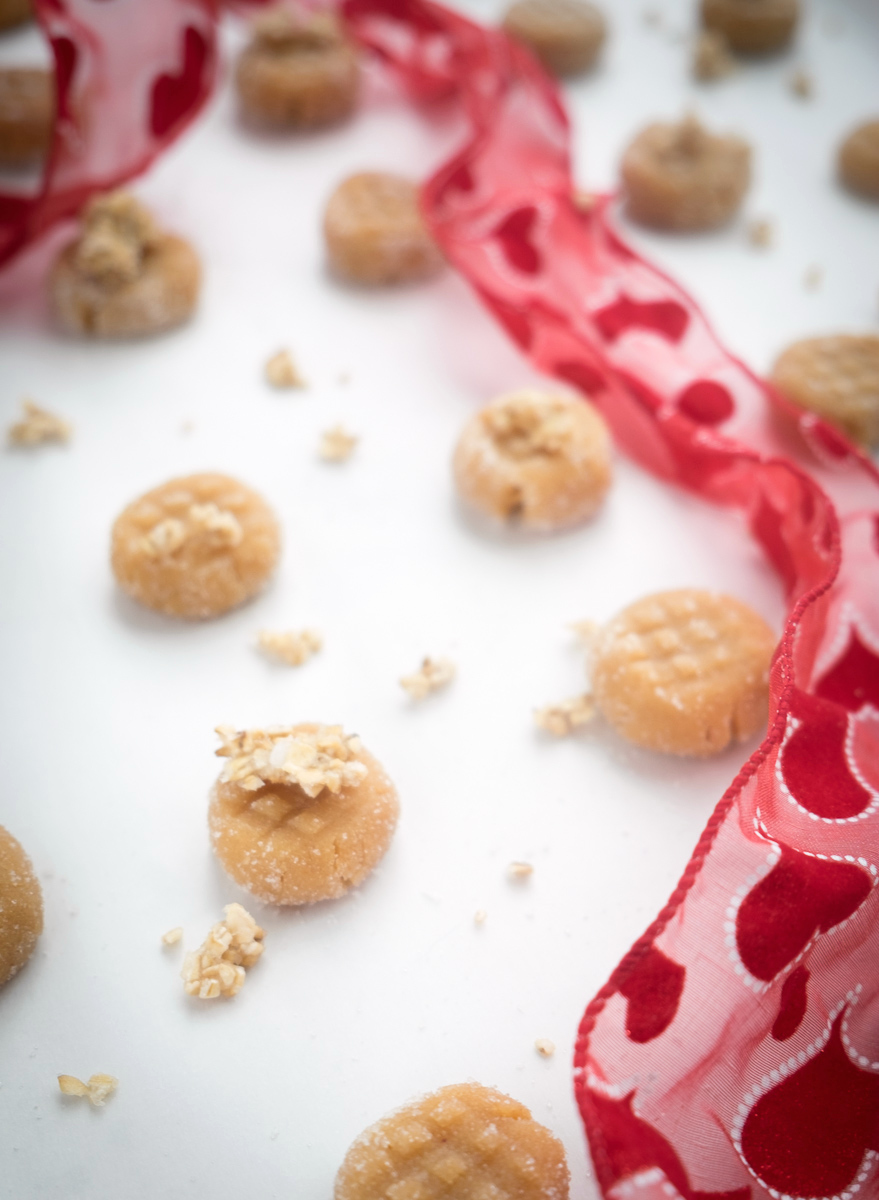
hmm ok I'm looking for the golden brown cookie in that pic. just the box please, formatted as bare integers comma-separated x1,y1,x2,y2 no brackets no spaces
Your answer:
0,0,31,33
324,172,444,286
453,389,612,531
701,0,798,55
838,120,879,202
0,825,43,988
502,0,606,77
51,191,200,339
235,7,359,130
111,473,281,619
770,334,879,448
0,68,53,167
334,1082,570,1200
621,113,751,231
209,723,399,905
592,589,775,757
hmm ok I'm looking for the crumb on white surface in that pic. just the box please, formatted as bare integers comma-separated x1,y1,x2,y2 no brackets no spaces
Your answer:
265,349,306,389
257,628,322,667
181,903,265,1001
788,68,813,99
535,1038,555,1058
508,861,534,881
58,1074,118,1106
535,694,596,737
803,265,823,290
747,218,774,249
474,909,487,926
692,30,736,81
161,927,183,946
399,656,456,700
215,724,367,797
8,400,72,447
319,425,358,462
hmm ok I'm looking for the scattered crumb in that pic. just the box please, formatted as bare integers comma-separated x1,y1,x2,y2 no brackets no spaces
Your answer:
535,1038,555,1058
265,349,305,389
788,68,813,99
570,618,599,645
57,1074,118,1106
7,400,72,447
803,265,823,291
474,909,487,926
257,628,322,667
508,861,534,881
747,218,774,249
573,189,598,213
215,724,367,797
399,656,456,701
161,927,183,946
181,903,265,1001
692,30,736,81
319,425,358,462
535,694,596,737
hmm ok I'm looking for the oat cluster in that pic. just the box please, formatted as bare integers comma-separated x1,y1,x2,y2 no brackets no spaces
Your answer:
58,1074,118,1106
140,501,243,560
484,391,578,460
747,217,774,248
400,657,456,700
215,724,368,798
692,30,736,80
257,628,322,666
7,400,71,447
534,694,595,737
265,349,305,388
319,425,358,461
181,903,265,1000
74,191,159,289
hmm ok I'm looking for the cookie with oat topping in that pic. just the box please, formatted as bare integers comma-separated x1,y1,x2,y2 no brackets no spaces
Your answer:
502,0,606,77
770,334,879,448
0,825,43,988
838,120,879,203
701,0,798,55
0,68,53,167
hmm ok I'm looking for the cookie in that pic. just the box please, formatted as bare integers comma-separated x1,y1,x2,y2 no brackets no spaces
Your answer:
0,68,53,167
592,589,775,757
324,172,444,286
700,0,798,55
838,119,879,202
770,334,879,448
334,1082,570,1200
235,7,359,131
110,473,281,619
209,723,399,905
0,825,43,988
453,389,612,531
501,0,606,77
51,190,200,339
621,113,751,231
0,0,31,33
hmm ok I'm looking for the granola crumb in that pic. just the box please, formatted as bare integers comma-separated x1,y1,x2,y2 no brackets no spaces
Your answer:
534,694,596,737
257,628,322,667
692,30,736,81
57,1074,118,1106
319,425,358,462
265,349,305,389
7,400,71,447
181,903,265,1001
570,618,599,645
474,909,487,926
747,217,774,249
161,926,183,946
215,723,367,797
788,68,813,99
399,656,456,701
508,861,534,881
803,265,823,291
535,1038,555,1058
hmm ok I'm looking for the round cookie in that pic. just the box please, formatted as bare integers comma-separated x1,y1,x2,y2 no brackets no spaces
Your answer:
621,113,751,231
453,389,612,531
838,120,879,202
0,825,43,988
335,1082,570,1200
0,68,53,167
51,190,200,339
0,0,31,33
770,334,879,448
592,589,775,757
111,473,281,620
501,0,606,77
235,7,359,131
324,172,444,286
209,723,399,905
700,0,798,55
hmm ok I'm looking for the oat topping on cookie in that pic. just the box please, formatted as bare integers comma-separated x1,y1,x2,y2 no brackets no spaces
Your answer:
215,724,368,797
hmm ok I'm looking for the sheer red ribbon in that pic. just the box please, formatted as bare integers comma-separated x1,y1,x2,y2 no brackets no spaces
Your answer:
7,3,879,1196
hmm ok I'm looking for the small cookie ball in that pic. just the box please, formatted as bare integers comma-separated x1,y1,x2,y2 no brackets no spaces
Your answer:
770,334,879,448
0,68,53,167
51,190,200,339
235,7,359,131
0,825,43,988
0,0,31,33
209,724,399,905
111,473,281,620
324,172,443,286
592,589,775,757
838,120,879,202
335,1082,570,1200
701,0,798,55
621,114,751,231
502,0,606,77
453,389,612,531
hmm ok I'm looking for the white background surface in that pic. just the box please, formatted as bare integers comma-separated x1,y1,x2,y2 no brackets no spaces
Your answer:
0,2,877,1197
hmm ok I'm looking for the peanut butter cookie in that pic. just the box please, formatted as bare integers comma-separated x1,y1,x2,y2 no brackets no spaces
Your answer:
0,68,53,167
0,0,31,33
770,334,879,447
502,0,606,77
0,825,43,988
838,120,879,202
701,0,798,55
